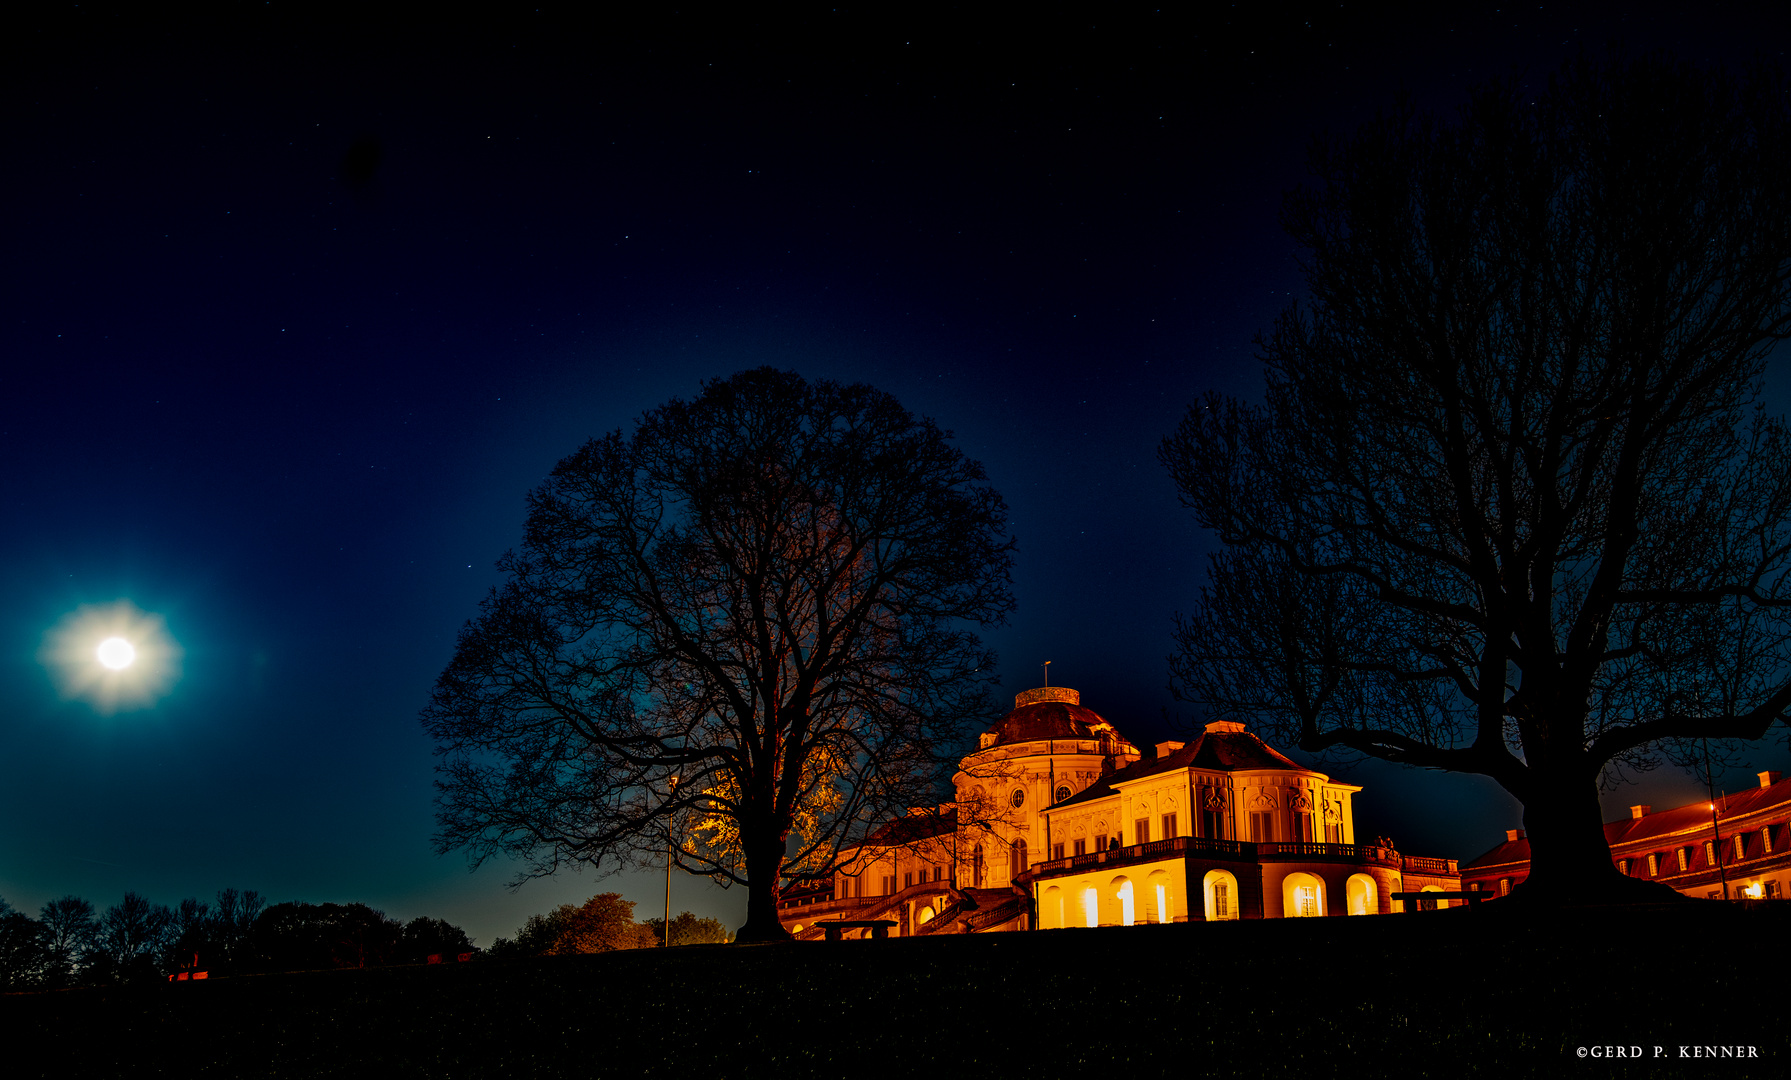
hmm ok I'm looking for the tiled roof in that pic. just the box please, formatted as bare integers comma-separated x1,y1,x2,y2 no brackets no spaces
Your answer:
984,700,1138,752
863,806,958,844
1461,775,1791,869
1050,728,1312,809
1460,837,1531,871
1606,780,1791,846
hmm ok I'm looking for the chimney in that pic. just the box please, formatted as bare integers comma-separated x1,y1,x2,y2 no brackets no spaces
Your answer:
1155,740,1186,759
1505,829,1525,843
1630,805,1651,819
1760,771,1783,789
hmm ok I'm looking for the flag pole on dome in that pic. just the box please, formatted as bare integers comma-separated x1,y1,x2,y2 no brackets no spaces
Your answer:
1043,660,1051,687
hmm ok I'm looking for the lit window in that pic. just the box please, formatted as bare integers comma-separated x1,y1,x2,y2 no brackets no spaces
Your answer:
1647,853,1660,877
1734,834,1748,861
1677,848,1689,872
1294,885,1318,916
1213,880,1231,919
1763,827,1775,855
1617,859,1630,876
1704,841,1717,867
1498,878,1511,896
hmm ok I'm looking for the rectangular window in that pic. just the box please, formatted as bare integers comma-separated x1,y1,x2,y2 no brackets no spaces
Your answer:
1073,839,1086,857
855,876,864,898
1202,809,1224,840
1767,881,1781,899
1134,818,1150,845
1326,822,1343,843
934,866,943,882
1052,843,1065,861
1162,813,1178,839
1647,853,1660,878
1213,881,1231,919
1293,812,1314,843
904,872,913,888
1111,835,1121,851
884,875,894,895
1249,811,1274,843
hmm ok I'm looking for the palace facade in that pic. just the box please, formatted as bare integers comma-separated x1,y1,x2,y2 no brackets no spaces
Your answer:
1461,770,1791,901
778,685,1462,938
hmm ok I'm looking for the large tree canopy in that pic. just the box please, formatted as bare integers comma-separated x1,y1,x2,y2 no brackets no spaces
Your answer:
1162,56,1791,902
424,368,1013,940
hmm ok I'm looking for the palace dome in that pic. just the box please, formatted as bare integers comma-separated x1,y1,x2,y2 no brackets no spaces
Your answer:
982,686,1139,753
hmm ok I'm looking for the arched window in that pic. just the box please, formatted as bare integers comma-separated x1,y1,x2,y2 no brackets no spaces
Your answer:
1346,873,1378,915
1082,886,1099,928
1282,872,1325,917
1011,838,1028,876
1113,877,1135,926
1203,869,1240,921
1146,869,1173,923
1041,887,1064,929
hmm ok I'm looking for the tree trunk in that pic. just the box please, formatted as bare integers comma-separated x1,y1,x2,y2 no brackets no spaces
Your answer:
1514,771,1685,905
732,828,794,943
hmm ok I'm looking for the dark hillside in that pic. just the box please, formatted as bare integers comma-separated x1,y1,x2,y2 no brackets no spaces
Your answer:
5,905,1784,1078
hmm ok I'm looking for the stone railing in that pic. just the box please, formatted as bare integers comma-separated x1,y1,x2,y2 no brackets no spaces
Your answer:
1022,836,1406,879
1400,855,1460,875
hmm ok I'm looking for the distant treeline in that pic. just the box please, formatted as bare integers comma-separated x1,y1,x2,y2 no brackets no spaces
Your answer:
486,894,731,958
0,889,730,990
0,889,473,989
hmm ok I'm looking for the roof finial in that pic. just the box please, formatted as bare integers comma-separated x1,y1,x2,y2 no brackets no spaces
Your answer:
1043,660,1052,687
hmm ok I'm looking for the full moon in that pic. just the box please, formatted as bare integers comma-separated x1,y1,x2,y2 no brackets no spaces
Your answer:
97,637,136,670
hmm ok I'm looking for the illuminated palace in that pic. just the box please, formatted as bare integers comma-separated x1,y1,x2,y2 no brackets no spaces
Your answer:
1461,771,1791,901
778,686,1462,938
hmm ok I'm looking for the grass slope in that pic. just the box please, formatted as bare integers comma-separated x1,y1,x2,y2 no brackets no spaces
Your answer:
4,904,1785,1078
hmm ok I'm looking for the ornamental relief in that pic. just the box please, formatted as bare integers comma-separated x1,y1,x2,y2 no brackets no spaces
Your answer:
1323,801,1342,825
1291,790,1312,812
1251,790,1277,809
1203,788,1226,811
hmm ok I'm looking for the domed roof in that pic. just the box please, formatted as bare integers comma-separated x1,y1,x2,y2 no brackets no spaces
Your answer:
984,687,1139,753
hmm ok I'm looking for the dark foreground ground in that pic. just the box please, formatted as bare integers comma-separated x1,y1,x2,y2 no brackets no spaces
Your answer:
5,903,1786,1078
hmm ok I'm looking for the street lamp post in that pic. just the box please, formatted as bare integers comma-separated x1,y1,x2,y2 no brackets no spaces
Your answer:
1702,738,1729,900
664,775,679,946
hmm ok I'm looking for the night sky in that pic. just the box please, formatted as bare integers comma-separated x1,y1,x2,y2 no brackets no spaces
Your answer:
6,4,1790,947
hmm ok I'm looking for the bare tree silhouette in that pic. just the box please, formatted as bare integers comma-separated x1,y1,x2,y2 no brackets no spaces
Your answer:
424,368,1014,940
1163,55,1791,903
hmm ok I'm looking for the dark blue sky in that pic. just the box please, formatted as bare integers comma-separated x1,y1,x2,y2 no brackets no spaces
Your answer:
5,4,1788,945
